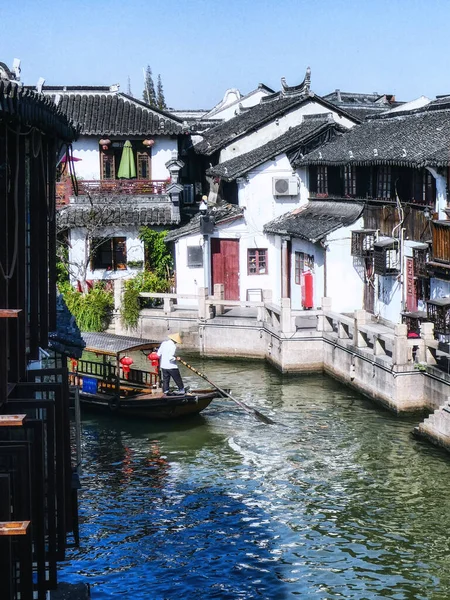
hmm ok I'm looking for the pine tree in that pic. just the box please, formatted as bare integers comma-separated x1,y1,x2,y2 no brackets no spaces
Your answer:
156,74,167,110
142,65,156,107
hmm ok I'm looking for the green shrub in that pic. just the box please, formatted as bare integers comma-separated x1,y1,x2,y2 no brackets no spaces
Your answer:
63,283,114,332
139,228,173,277
121,271,170,330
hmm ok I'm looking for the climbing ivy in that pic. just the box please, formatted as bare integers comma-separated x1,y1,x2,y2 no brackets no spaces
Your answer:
138,228,173,277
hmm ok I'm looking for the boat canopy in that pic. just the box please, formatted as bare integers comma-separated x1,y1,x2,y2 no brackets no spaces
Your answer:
81,332,158,357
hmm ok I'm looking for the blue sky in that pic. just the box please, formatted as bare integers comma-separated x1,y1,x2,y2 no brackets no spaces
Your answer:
1,0,449,109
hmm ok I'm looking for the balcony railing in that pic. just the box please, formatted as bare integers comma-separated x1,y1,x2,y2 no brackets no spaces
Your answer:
56,179,169,207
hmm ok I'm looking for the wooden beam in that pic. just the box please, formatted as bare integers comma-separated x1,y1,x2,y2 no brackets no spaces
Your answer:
0,521,30,536
0,309,21,318
0,414,26,427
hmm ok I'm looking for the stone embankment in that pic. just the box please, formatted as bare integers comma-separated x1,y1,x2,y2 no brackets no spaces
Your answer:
112,283,450,453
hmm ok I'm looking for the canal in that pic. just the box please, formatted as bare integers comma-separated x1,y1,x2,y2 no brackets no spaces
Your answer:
60,358,450,599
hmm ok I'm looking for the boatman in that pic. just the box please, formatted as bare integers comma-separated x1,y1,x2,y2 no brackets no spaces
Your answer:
157,333,185,395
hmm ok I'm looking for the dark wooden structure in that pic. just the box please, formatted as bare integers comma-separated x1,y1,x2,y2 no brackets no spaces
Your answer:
0,70,80,599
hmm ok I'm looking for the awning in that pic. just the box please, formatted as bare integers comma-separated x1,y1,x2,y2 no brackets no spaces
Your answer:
117,140,136,179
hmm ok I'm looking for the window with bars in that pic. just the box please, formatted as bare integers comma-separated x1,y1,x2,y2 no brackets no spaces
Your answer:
376,166,391,198
317,166,328,194
248,249,267,275
91,237,127,271
295,252,314,284
344,165,356,196
101,152,115,180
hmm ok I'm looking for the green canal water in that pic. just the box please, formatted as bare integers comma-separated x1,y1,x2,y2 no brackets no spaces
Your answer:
60,358,450,599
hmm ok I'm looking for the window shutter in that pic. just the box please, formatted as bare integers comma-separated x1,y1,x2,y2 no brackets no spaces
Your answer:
101,152,115,180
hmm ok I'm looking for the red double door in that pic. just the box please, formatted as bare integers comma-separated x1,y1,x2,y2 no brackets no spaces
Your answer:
210,238,240,300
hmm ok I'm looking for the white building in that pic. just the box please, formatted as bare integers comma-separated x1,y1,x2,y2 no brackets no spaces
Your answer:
41,85,188,286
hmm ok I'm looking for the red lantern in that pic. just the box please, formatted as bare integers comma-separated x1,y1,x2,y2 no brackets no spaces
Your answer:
120,356,134,379
70,358,78,372
148,351,160,368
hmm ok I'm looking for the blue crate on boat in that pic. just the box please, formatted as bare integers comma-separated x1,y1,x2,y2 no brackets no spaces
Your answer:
82,376,98,394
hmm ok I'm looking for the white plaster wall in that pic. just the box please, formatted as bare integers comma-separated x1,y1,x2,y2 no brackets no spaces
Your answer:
290,238,324,310
71,136,101,180
152,137,178,180
326,219,365,313
209,89,272,121
69,226,144,283
68,135,177,182
374,275,402,322
219,99,355,162
175,233,206,306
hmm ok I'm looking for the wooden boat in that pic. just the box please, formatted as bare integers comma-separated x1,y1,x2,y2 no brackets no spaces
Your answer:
69,332,221,419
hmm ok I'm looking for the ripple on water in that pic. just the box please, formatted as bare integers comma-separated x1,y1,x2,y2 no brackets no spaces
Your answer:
60,361,450,599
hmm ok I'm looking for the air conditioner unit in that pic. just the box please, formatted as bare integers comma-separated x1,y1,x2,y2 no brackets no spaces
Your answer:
272,177,298,196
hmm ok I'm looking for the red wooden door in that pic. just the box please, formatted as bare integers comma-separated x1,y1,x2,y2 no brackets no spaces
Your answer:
405,257,417,312
211,238,240,300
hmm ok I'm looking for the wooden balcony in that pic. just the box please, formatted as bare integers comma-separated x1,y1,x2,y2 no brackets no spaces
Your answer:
56,179,169,207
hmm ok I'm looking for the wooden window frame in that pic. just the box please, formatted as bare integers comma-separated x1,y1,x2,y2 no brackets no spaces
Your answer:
91,237,127,271
317,166,328,194
101,151,116,180
295,251,314,284
344,165,356,196
137,150,152,180
376,166,391,198
248,248,268,275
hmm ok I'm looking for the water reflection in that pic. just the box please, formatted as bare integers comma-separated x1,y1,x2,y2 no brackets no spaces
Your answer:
61,359,450,599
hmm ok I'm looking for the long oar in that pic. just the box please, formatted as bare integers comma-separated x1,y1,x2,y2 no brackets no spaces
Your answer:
178,357,274,425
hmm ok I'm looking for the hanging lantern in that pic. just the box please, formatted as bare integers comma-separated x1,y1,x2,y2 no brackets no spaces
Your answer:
70,358,78,372
99,138,111,151
120,356,134,379
148,351,160,368
142,139,154,147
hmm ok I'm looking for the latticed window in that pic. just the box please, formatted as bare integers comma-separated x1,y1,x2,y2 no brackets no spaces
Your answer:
137,151,151,179
351,230,375,257
373,240,399,275
344,165,356,196
317,166,328,194
295,252,314,284
248,249,267,275
376,166,391,198
427,298,450,336
101,152,115,180
91,237,127,271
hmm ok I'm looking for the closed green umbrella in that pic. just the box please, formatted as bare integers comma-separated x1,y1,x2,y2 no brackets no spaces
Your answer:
117,140,136,179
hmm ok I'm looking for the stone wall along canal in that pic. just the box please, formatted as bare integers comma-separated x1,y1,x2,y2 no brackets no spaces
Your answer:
61,358,450,599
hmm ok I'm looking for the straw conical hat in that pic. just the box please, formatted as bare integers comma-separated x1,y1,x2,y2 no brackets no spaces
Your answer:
168,333,182,344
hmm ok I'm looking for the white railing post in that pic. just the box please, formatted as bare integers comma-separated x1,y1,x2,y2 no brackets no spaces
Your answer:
317,297,332,332
393,324,408,365
420,322,437,365
214,283,224,316
262,290,272,323
163,296,173,314
281,298,294,334
114,279,123,312
198,287,208,320
354,309,368,348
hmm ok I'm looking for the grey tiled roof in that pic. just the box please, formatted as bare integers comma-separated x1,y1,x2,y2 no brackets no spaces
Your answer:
194,93,360,156
264,200,364,242
165,203,244,242
207,115,342,181
49,91,184,136
0,79,77,141
57,203,176,228
296,102,450,168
